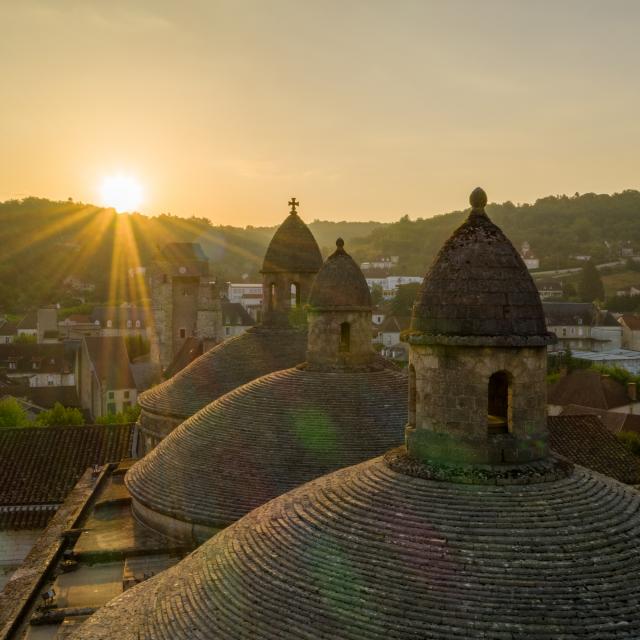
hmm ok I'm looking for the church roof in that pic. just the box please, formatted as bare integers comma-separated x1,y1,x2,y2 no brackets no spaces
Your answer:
410,188,552,346
308,239,372,310
261,208,323,274
71,453,640,639
138,325,308,419
127,363,407,530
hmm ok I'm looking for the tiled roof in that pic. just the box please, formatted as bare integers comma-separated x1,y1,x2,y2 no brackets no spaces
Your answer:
221,302,255,327
138,325,308,419
620,314,640,331
27,386,81,409
90,306,149,329
379,316,410,333
0,424,133,507
0,343,73,375
84,336,136,390
17,310,37,330
548,369,632,410
163,337,203,379
543,301,596,326
548,414,640,484
0,321,18,336
128,364,407,529
72,456,640,639
560,404,640,436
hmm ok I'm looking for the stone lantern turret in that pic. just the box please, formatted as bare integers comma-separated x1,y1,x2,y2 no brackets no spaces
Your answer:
306,238,373,368
404,188,556,465
261,198,323,326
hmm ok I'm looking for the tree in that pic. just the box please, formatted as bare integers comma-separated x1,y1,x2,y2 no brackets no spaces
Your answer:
577,260,605,303
390,283,420,317
0,397,30,428
96,404,141,425
370,283,384,307
35,402,83,426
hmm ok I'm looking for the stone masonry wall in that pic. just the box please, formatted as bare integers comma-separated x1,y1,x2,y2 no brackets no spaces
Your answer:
306,310,372,367
407,344,548,465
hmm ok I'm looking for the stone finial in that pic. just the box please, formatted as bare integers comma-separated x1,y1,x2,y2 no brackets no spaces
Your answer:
469,187,487,211
335,238,345,252
288,197,299,214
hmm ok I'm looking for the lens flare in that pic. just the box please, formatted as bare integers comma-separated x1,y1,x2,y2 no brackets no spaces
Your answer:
99,173,144,212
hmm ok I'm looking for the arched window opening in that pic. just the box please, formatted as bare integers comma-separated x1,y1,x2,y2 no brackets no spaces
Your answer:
339,322,351,353
290,283,301,308
488,371,511,435
408,364,416,425
269,283,277,312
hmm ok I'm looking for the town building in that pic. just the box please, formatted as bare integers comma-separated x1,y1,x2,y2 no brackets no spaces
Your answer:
134,200,323,456
0,321,17,344
618,313,640,350
374,315,410,347
66,189,640,639
147,242,222,371
0,343,76,388
519,240,540,269
226,282,263,321
220,301,255,338
359,255,399,271
90,305,150,338
79,337,138,419
535,277,563,299
544,301,621,352
365,275,423,299
570,348,640,374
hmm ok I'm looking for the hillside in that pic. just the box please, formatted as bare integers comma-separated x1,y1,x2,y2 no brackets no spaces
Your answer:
1,190,639,313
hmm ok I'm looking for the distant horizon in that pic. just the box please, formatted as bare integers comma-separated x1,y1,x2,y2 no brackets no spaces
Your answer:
2,185,639,229
2,2,640,226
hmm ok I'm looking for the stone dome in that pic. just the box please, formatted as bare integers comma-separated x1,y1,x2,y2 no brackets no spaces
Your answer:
127,361,407,539
411,188,553,345
138,325,307,419
73,453,640,639
261,208,323,274
307,239,372,310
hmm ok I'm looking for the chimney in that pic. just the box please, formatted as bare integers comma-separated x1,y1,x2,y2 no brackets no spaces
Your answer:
628,381,637,402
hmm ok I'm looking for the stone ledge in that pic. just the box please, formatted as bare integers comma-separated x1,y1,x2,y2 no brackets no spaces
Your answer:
0,466,108,640
384,446,574,485
404,332,557,347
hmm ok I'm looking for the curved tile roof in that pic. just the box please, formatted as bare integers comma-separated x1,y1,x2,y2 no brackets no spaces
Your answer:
127,364,407,528
261,211,323,274
411,188,550,342
138,326,308,419
308,239,372,310
74,456,640,639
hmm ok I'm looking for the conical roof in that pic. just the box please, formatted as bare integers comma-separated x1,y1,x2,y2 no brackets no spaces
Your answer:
138,325,307,419
308,239,372,310
127,360,406,533
411,188,553,345
261,205,322,274
72,453,640,639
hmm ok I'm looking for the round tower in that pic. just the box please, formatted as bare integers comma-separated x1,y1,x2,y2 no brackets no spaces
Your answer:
306,238,373,368
404,187,556,465
261,197,323,325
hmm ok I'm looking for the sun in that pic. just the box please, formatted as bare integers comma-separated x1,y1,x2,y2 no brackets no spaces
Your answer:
99,173,145,212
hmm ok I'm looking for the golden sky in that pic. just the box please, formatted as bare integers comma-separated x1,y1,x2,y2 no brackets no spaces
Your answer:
1,0,639,226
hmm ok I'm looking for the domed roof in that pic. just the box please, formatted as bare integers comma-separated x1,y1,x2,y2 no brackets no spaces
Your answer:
127,362,406,532
411,188,552,345
138,325,307,419
261,204,323,274
73,454,640,639
308,239,372,310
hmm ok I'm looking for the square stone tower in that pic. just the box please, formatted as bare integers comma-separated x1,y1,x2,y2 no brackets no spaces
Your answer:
148,243,222,370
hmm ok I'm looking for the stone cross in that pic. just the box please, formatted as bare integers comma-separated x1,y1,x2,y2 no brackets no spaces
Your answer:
288,197,299,213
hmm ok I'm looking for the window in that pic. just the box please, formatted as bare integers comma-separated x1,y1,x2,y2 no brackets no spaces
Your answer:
487,371,511,435
9,362,16,370
107,320,113,328
408,364,416,425
108,391,115,400
107,403,116,415
225,327,231,336
127,320,132,328
124,390,130,399
339,322,351,352
179,328,186,339
135,320,141,328
290,283,300,308
269,283,276,311
47,376,54,386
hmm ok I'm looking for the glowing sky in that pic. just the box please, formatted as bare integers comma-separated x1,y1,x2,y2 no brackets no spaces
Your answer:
1,0,639,225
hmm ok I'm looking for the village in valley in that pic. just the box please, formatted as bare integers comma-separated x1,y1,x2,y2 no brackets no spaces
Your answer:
2,2,640,639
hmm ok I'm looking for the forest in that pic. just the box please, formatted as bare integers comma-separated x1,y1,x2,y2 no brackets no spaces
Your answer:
1,190,640,314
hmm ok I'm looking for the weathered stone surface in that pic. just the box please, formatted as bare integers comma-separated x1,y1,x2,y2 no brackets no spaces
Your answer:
70,459,640,639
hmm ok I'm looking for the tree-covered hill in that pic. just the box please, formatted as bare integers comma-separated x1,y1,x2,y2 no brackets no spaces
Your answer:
1,190,639,313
